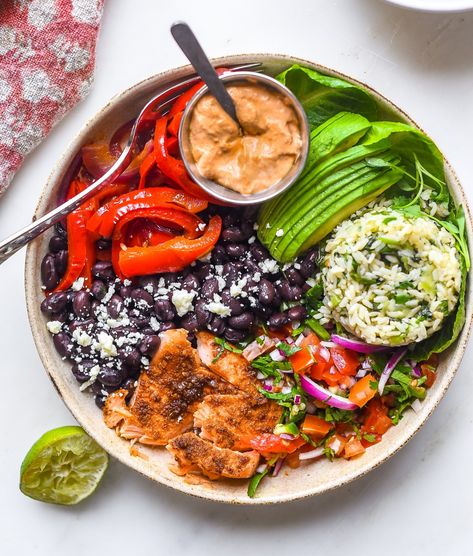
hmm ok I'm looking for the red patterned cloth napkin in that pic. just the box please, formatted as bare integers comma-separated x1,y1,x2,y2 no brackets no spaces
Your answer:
0,0,105,194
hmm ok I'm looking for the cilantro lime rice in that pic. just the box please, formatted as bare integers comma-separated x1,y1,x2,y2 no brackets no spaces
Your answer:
318,208,461,346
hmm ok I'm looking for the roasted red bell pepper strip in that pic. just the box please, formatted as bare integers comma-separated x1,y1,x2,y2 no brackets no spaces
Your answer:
167,111,184,137
168,82,205,117
154,116,213,200
87,187,208,237
118,215,221,277
138,151,156,189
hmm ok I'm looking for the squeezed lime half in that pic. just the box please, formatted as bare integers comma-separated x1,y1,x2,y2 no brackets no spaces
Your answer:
20,426,108,505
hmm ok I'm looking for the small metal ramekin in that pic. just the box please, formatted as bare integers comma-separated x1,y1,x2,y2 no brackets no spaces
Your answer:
178,71,309,205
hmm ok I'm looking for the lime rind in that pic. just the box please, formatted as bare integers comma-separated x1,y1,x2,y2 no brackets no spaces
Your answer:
20,426,108,505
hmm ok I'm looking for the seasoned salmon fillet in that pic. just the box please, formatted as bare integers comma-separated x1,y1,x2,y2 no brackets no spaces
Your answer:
103,329,233,446
196,331,260,396
167,432,260,480
193,393,282,451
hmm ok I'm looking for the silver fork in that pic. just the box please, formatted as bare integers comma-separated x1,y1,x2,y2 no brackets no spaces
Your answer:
0,62,261,265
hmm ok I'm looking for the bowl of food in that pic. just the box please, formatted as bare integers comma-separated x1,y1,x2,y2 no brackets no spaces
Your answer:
179,71,309,205
26,54,472,504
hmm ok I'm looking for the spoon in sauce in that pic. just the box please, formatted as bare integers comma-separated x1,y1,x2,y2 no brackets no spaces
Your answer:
170,22,243,131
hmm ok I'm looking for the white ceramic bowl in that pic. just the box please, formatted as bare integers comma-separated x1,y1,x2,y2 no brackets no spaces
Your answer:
25,54,473,504
385,0,473,12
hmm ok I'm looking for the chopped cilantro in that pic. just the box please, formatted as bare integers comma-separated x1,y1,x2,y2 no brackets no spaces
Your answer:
212,337,242,363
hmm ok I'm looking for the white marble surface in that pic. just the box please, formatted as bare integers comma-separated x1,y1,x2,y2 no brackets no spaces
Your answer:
1,0,473,553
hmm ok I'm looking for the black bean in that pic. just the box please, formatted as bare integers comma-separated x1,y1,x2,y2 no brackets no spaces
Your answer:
96,238,112,251
302,283,311,294
53,332,72,358
68,319,94,333
258,278,275,305
160,321,176,331
122,378,136,400
253,302,272,319
181,312,198,332
49,235,67,253
141,327,155,337
250,244,269,262
240,220,254,239
110,325,135,339
129,316,149,329
138,276,158,293
71,360,96,383
106,294,123,319
119,285,133,299
220,290,244,316
222,226,245,243
94,395,106,409
98,367,124,387
209,316,225,335
201,277,219,299
195,298,211,327
162,272,177,286
154,299,176,320
222,263,239,287
226,243,246,259
91,279,107,300
195,263,212,281
92,260,115,281
268,312,289,331
285,268,304,286
41,253,59,290
287,305,307,322
224,328,246,343
131,288,154,310
211,245,228,264
278,281,302,301
300,250,318,279
272,289,282,308
91,381,115,396
181,273,200,292
139,334,160,357
244,259,260,274
228,312,254,330
73,290,91,318
41,291,68,315
222,213,237,228
119,348,141,372
53,250,68,278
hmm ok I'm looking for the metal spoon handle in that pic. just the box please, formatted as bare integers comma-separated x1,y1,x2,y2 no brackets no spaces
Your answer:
171,22,240,124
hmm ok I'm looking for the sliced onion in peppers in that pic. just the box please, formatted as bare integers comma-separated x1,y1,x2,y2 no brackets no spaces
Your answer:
300,374,357,411
378,348,408,395
331,334,388,354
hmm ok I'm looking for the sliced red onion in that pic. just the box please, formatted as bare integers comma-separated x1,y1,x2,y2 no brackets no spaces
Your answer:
320,341,338,348
356,358,372,378
279,433,295,441
299,447,324,461
284,336,295,345
272,457,285,477
281,386,292,395
242,336,275,361
410,361,422,378
294,394,301,405
319,346,331,362
300,375,357,411
331,334,388,354
256,463,267,473
263,381,273,392
378,348,408,395
269,349,286,362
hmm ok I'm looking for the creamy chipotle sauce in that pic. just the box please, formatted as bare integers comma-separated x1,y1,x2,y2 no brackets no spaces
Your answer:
188,82,302,195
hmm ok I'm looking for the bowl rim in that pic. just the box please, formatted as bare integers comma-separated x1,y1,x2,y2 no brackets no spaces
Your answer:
24,53,473,505
178,70,310,205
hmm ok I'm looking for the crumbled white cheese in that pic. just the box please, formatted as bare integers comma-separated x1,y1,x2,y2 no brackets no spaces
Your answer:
259,259,279,274
230,277,247,298
79,364,101,391
275,228,284,237
294,263,301,270
248,236,256,244
72,329,92,347
253,272,261,283
46,321,62,334
72,277,85,291
102,285,116,304
143,284,154,294
150,316,160,332
93,331,117,358
123,279,132,287
171,289,196,317
206,301,231,317
265,223,271,229
141,357,150,366
216,276,226,291
253,223,259,231
198,251,212,262
214,265,223,276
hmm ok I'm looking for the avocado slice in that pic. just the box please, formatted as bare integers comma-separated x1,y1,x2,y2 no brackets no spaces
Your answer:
270,165,403,261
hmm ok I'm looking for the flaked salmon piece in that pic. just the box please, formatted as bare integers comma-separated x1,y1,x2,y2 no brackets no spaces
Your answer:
196,331,260,396
103,329,233,446
193,393,283,451
167,432,260,480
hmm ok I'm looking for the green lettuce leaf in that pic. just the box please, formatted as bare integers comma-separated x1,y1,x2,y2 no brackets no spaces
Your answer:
276,64,378,129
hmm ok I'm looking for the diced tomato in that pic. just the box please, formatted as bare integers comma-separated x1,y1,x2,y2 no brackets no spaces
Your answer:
250,433,306,456
327,434,346,456
343,436,366,459
421,364,437,388
362,398,392,435
330,347,360,376
301,415,333,439
348,373,377,408
290,346,315,374
360,431,382,448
